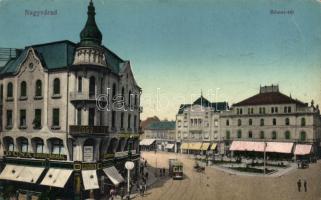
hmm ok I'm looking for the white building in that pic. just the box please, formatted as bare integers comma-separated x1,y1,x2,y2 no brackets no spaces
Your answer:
175,96,228,154
0,1,141,199
220,85,321,158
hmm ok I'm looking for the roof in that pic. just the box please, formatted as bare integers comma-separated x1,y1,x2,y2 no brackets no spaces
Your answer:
146,121,176,130
233,91,306,107
140,116,160,130
177,95,229,114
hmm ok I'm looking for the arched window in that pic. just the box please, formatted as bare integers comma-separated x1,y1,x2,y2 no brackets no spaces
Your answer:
285,118,290,126
134,94,138,106
272,118,276,126
120,112,124,129
249,119,252,126
128,114,131,129
3,137,14,151
17,137,28,153
35,80,42,97
78,76,82,92
32,138,44,153
260,119,264,126
285,131,291,140
53,78,60,95
226,120,229,126
50,138,64,155
248,131,253,138
89,76,95,97
272,131,277,140
112,83,116,99
301,118,306,127
20,81,27,97
121,87,125,98
128,90,132,106
237,119,242,126
237,130,242,138
260,131,264,139
7,82,13,98
300,131,306,141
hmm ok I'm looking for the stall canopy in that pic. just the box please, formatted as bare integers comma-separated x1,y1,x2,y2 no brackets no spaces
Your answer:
82,170,99,190
294,144,312,155
201,143,210,151
229,141,294,154
103,166,125,186
189,143,203,150
210,143,217,150
0,164,45,184
165,144,175,149
180,143,189,150
40,168,73,188
139,139,156,146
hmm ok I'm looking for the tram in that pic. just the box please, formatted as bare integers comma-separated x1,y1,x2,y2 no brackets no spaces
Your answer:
169,158,183,179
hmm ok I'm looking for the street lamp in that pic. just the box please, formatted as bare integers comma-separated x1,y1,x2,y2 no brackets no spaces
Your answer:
264,141,267,175
125,161,135,200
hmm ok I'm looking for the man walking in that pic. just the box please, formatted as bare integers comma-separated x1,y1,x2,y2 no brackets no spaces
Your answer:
297,179,301,192
304,179,307,192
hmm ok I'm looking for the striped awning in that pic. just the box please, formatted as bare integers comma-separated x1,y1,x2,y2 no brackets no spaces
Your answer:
294,144,312,155
189,142,203,150
139,139,156,146
230,141,294,154
82,170,99,190
181,143,189,150
103,166,125,186
210,143,217,150
201,143,210,150
0,165,45,184
165,144,175,149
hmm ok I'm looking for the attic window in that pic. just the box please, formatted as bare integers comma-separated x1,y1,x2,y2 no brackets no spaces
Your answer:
29,63,34,70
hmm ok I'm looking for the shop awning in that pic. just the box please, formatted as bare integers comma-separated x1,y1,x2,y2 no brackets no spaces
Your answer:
165,144,175,149
294,144,312,155
139,139,156,146
82,170,99,190
189,142,203,150
201,143,210,150
103,166,125,186
0,164,45,184
266,142,293,154
181,143,189,150
210,143,217,150
40,168,73,188
230,141,294,154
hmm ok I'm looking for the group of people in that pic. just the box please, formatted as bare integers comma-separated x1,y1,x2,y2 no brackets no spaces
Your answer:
159,168,166,177
297,179,308,192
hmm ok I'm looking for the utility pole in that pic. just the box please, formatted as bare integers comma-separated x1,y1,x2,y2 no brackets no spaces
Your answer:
264,141,267,175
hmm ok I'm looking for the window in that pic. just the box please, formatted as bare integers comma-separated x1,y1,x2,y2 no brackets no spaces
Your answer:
226,120,229,126
36,141,44,153
53,78,60,95
52,108,60,127
20,110,26,128
237,130,242,139
301,118,306,127
0,84,3,100
6,110,13,128
260,119,264,126
20,81,27,97
239,108,243,115
134,115,137,129
285,118,290,126
121,87,125,99
271,107,274,113
226,131,230,140
275,107,278,113
249,119,252,126
238,119,242,126
112,83,116,98
300,131,306,141
120,112,124,129
33,109,42,129
262,107,266,114
88,108,95,126
272,131,277,140
248,131,253,138
89,76,95,97
77,108,82,125
111,111,116,128
214,119,218,127
285,131,291,139
134,94,138,106
35,80,42,97
288,106,291,113
284,106,287,113
128,90,132,106
19,138,28,153
260,131,264,139
7,82,13,98
51,139,64,155
128,114,131,129
272,118,276,126
78,77,82,92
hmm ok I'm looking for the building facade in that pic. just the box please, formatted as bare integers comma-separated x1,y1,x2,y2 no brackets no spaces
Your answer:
220,85,321,158
175,96,228,154
140,121,176,152
0,1,141,199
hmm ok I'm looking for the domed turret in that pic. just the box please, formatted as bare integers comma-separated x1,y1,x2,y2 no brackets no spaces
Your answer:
80,0,102,46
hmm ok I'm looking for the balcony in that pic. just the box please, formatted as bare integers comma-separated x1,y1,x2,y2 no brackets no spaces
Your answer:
69,125,109,136
70,91,96,101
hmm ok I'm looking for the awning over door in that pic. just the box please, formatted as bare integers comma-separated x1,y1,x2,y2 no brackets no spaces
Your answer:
82,170,99,190
294,144,312,155
165,144,175,149
0,164,45,184
103,166,125,186
40,168,73,188
210,143,218,150
201,143,210,150
139,139,156,146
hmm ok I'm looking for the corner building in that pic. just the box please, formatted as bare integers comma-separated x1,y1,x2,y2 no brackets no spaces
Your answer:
0,1,141,199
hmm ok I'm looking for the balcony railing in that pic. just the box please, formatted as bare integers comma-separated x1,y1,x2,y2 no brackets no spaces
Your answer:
69,125,109,136
70,91,96,101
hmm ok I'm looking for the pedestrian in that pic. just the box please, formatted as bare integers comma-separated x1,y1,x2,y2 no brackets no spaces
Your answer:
139,183,143,196
145,160,147,167
110,188,115,200
163,168,166,176
144,182,147,192
160,168,163,177
145,172,149,181
297,179,301,192
120,187,125,200
304,179,307,192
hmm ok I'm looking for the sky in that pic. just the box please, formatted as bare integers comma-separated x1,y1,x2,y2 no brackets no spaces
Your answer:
0,0,320,120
